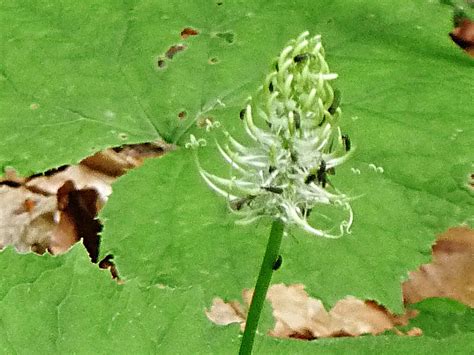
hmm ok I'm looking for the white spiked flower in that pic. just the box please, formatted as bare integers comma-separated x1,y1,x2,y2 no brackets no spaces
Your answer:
187,32,354,238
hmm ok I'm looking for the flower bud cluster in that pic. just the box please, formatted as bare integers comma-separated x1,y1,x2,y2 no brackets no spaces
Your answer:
188,32,353,238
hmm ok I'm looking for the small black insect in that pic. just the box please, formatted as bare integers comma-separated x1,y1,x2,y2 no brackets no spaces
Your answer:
272,255,283,270
293,111,301,129
328,89,341,114
317,160,327,188
342,134,351,152
239,109,245,120
262,186,283,194
294,53,312,63
305,173,316,184
230,195,255,211
275,61,279,72
269,81,274,92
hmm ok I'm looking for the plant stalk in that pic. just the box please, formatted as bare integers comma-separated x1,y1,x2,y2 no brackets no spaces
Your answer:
239,219,284,355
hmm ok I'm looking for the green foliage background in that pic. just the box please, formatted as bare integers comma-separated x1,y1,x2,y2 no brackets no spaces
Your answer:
0,0,472,353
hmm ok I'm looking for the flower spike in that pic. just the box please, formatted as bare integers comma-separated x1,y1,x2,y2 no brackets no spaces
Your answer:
188,32,354,238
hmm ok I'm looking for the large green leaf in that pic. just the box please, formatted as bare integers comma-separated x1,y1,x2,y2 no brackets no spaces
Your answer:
98,0,473,315
1,0,473,352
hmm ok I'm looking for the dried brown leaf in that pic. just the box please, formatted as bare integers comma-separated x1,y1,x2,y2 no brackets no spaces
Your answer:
205,297,246,327
0,186,56,252
403,227,474,307
450,18,474,56
207,284,416,339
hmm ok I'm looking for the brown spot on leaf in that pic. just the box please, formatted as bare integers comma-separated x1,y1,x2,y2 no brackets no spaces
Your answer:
208,57,219,64
157,58,166,69
23,198,36,213
180,27,199,39
165,44,187,59
178,111,187,120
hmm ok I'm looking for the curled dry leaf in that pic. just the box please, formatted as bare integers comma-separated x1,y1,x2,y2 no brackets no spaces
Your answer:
450,18,474,56
206,284,418,339
82,141,169,177
26,165,114,204
0,186,56,253
205,297,247,330
403,227,474,307
267,285,415,339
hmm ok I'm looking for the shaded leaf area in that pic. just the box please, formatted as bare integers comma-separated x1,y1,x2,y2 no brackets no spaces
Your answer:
0,246,471,354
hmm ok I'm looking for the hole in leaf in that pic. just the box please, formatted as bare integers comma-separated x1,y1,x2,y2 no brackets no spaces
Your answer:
157,58,166,69
215,31,235,44
57,180,102,263
208,57,219,64
178,110,187,120
165,44,187,59
216,1,223,5
99,254,120,279
180,27,199,39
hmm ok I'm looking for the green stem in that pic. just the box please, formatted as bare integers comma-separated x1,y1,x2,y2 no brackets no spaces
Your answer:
239,219,285,355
